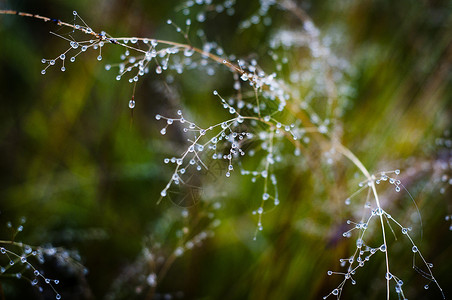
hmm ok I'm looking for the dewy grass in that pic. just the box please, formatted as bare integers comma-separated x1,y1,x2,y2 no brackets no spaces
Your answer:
0,1,449,299
0,218,86,299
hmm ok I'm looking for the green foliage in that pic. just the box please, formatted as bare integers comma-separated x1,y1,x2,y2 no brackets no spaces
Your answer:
0,0,451,299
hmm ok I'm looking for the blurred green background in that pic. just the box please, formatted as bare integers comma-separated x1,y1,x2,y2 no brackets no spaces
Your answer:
0,0,451,299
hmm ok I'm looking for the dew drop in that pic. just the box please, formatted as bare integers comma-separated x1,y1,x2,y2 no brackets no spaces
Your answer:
70,41,79,49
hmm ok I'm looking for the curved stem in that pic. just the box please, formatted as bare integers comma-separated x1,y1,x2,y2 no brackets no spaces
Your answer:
335,142,391,300
0,9,396,299
0,10,245,76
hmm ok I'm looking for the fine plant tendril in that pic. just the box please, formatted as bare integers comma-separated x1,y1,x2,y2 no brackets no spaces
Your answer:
0,218,86,299
0,1,448,299
106,201,221,300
